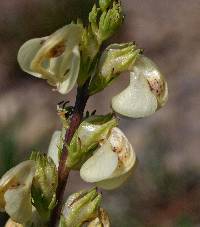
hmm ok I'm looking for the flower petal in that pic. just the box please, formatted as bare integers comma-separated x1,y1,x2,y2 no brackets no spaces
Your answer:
80,141,118,182
0,161,35,223
17,38,47,78
47,130,63,168
112,55,168,118
112,70,157,118
96,168,133,190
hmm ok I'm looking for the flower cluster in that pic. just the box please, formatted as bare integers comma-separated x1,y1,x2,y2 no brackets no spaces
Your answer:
1,0,168,226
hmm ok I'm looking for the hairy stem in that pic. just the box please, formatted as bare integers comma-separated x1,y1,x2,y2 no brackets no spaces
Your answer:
49,82,89,227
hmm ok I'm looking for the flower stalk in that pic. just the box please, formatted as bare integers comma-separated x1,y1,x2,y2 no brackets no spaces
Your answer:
49,80,90,227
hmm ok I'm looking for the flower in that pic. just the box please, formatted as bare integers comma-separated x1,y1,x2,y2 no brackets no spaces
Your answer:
0,161,35,224
80,127,136,190
17,24,83,94
60,188,102,227
112,55,168,118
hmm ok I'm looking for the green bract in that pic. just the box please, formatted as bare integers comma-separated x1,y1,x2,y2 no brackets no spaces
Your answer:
17,24,83,94
99,0,112,11
30,152,58,221
59,188,102,227
89,43,140,94
80,127,136,190
66,114,117,169
0,161,35,224
112,55,168,118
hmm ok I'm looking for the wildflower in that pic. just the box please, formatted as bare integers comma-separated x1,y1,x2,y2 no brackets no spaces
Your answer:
80,127,136,189
112,55,168,118
18,24,83,94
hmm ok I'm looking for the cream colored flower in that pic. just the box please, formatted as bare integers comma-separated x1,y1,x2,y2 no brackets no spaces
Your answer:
112,55,168,118
0,161,35,224
18,24,83,94
80,127,136,189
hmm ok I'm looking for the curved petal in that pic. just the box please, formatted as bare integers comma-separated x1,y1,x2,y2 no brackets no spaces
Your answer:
112,55,168,118
80,141,118,182
107,127,136,178
112,71,158,118
96,167,133,190
0,161,35,223
47,130,63,168
56,45,80,94
17,38,47,78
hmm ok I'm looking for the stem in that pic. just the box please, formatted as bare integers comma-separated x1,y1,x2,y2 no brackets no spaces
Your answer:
49,82,89,227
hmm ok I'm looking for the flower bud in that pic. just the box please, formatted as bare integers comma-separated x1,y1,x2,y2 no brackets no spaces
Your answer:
67,114,117,169
112,55,168,118
89,2,123,43
0,161,35,224
59,188,102,227
30,152,58,221
89,43,140,94
88,208,110,227
80,127,136,190
99,2,123,41
17,24,83,94
99,0,112,11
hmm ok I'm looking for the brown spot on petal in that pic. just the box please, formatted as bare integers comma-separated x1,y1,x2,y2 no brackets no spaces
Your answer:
148,78,164,97
47,42,66,58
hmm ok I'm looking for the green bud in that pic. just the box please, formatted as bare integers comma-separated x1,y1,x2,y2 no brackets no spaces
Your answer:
89,2,123,43
30,152,58,221
89,43,141,95
66,114,118,169
59,188,102,227
99,1,123,41
99,0,112,11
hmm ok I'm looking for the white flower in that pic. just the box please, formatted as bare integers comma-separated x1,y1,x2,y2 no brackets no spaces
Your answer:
0,161,36,224
112,55,168,118
80,127,136,190
17,24,83,94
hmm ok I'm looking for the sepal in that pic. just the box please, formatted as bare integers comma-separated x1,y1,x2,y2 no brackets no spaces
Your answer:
59,188,102,227
30,152,58,221
66,114,117,169
89,43,140,94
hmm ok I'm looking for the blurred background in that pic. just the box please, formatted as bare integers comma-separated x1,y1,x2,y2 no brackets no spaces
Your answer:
0,0,200,226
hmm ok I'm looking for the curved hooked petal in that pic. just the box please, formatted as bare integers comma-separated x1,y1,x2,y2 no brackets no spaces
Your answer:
0,161,35,224
80,141,118,182
80,127,136,189
18,24,83,94
112,55,168,118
